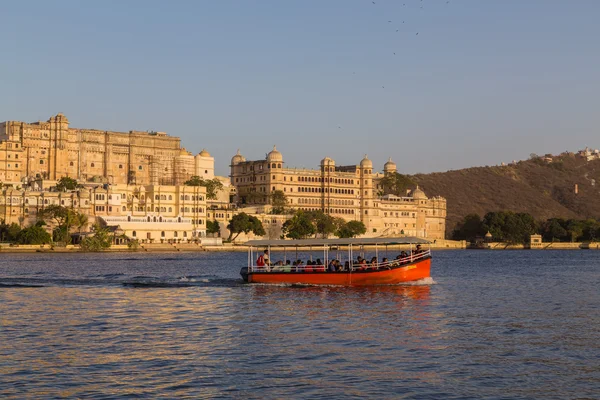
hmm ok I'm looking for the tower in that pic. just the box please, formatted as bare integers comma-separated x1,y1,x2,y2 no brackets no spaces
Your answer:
48,113,70,180
359,155,373,226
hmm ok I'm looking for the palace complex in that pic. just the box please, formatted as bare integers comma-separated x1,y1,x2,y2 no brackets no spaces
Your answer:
0,113,214,185
0,114,447,242
231,147,446,239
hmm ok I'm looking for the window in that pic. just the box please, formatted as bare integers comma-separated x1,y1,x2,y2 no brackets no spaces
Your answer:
119,164,123,169
161,231,165,238
69,161,74,166
91,163,95,167
132,231,137,237
138,165,143,170
174,231,178,237
40,160,44,165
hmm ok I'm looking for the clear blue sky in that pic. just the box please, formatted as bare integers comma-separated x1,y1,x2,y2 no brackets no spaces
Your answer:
2,0,599,176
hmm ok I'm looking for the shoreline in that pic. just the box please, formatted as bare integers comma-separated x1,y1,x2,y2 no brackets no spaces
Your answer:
0,243,598,253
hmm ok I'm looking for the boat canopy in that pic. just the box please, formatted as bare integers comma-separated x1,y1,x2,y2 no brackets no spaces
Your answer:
244,237,430,247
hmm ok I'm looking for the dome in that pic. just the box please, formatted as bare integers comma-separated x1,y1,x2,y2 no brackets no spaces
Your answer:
360,154,373,168
485,231,493,238
411,185,427,200
267,145,283,162
179,148,190,156
320,156,335,166
384,157,397,171
199,148,211,157
231,149,245,165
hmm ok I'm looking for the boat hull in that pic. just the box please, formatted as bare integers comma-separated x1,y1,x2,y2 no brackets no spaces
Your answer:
241,257,431,286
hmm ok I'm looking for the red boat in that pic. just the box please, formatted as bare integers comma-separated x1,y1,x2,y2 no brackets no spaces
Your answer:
240,237,432,286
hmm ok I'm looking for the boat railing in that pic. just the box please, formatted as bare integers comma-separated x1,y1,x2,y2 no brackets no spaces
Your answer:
248,249,431,273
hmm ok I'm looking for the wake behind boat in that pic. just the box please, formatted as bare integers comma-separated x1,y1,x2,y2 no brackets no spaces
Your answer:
240,237,432,286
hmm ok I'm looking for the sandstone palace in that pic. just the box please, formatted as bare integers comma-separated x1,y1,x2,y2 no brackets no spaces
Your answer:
0,114,447,241
0,113,214,185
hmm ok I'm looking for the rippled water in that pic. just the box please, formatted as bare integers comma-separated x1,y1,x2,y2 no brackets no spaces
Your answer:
1,250,598,399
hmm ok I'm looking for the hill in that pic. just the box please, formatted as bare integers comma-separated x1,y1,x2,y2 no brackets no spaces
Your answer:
410,153,600,235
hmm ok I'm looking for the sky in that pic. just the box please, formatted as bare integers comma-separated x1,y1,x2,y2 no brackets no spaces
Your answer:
1,0,599,176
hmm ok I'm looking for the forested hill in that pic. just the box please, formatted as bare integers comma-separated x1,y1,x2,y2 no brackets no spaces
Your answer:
410,153,600,235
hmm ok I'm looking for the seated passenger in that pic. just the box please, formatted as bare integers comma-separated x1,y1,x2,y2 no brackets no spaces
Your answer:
328,260,336,272
344,261,350,271
370,257,378,268
359,258,368,271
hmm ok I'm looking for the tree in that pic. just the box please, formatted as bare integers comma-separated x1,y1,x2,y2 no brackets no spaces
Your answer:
16,223,51,245
184,176,224,200
270,190,289,214
55,177,80,192
73,213,89,234
282,211,316,239
206,220,221,236
540,218,568,242
566,219,584,242
379,172,416,196
451,214,484,241
226,212,265,241
309,210,337,238
335,220,367,238
39,205,77,244
80,224,112,251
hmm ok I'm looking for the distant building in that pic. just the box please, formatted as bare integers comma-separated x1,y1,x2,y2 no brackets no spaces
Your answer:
230,147,447,239
0,114,214,185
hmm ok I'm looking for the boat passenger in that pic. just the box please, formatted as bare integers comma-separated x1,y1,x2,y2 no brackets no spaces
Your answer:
359,258,368,271
344,261,350,271
413,245,423,255
316,258,322,266
370,257,378,268
328,260,337,272
256,250,268,271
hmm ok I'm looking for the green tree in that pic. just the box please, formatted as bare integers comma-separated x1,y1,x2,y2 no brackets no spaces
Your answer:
566,219,584,242
540,218,568,242
80,224,112,251
16,223,51,245
379,172,416,196
335,220,367,238
184,176,224,200
270,190,289,214
282,211,316,239
73,213,89,234
309,210,337,238
451,214,484,241
55,177,80,192
226,213,265,241
39,205,77,244
206,220,221,236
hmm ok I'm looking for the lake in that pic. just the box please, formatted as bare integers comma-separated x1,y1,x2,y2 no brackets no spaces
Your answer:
1,250,598,399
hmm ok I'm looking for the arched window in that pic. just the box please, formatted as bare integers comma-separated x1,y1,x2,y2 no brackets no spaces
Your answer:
168,195,172,200
132,231,136,237
138,165,143,170
128,216,132,222
168,207,172,212
272,163,276,168
119,164,123,169
183,231,187,237
70,162,74,166
278,164,282,168
91,163,95,167
147,216,151,222
161,231,165,237
122,206,126,211
159,217,163,222
174,231,178,237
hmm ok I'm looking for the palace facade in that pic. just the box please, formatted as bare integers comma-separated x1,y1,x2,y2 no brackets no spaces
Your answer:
0,114,214,185
230,147,447,239
0,183,208,242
